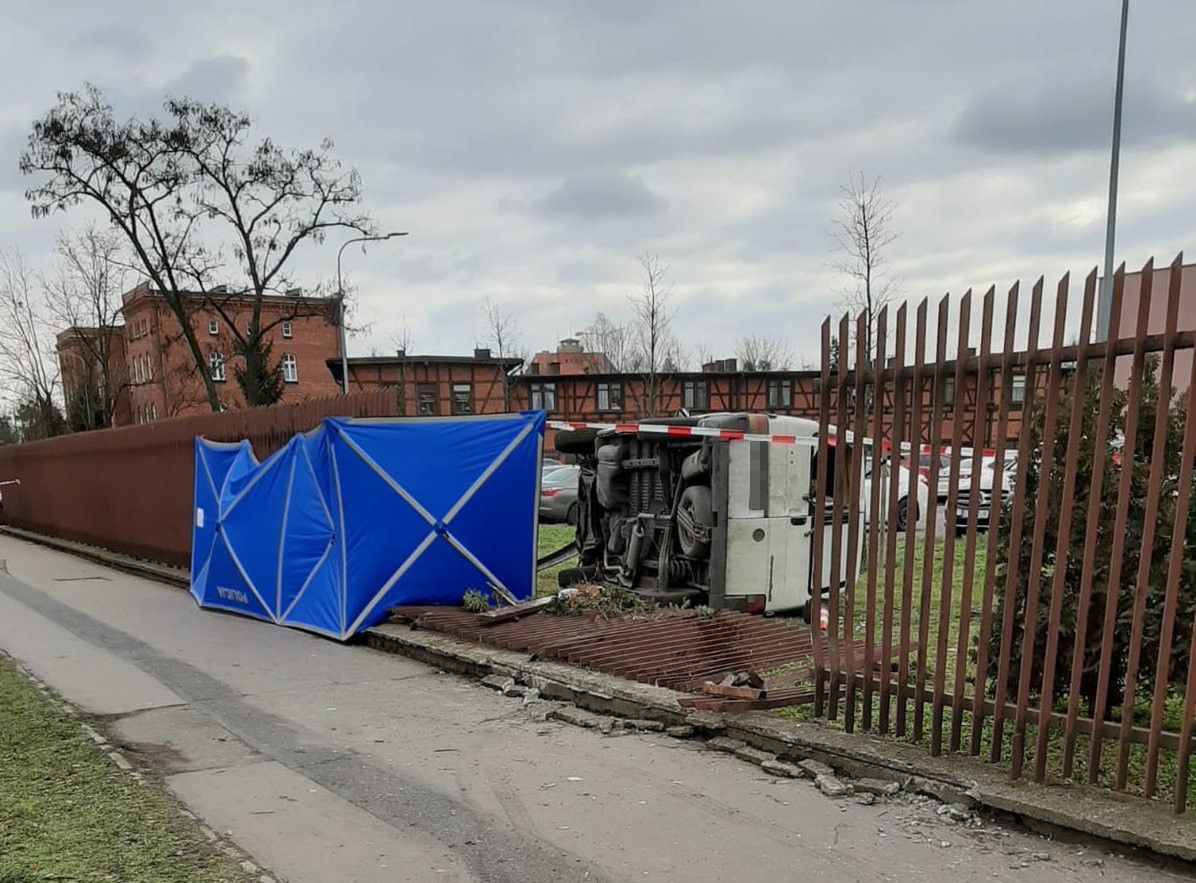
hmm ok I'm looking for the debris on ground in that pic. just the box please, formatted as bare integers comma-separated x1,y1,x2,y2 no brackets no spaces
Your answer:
548,706,604,728
706,736,747,754
545,583,657,618
665,725,695,739
480,674,515,692
936,804,976,825
624,719,665,732
815,773,852,798
733,745,775,766
797,758,835,779
854,777,902,798
908,777,982,809
760,759,803,779
701,670,767,699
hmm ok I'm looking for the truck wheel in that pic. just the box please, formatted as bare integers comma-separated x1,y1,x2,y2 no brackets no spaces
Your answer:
677,484,713,558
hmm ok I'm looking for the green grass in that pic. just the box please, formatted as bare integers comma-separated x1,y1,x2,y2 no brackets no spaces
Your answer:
775,536,1196,807
537,522,577,596
0,654,257,883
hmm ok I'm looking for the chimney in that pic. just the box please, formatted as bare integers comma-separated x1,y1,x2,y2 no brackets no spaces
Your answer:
396,349,406,359
724,358,737,373
558,337,582,354
474,347,491,359
702,361,716,373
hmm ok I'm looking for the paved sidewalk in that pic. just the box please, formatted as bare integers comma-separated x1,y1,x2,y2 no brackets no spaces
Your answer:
0,534,1187,882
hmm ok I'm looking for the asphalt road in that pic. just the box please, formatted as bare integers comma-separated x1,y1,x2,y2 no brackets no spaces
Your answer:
0,534,1188,883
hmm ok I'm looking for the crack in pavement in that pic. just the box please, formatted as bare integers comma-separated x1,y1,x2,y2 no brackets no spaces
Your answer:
0,570,606,883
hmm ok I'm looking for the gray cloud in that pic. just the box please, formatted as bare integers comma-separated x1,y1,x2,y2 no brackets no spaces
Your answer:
530,170,667,220
953,75,1196,155
165,55,251,103
4,0,1196,373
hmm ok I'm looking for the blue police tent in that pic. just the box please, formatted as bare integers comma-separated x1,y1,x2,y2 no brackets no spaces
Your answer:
190,411,545,639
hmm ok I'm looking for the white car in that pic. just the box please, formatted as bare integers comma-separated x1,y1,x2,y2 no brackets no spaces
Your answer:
862,456,930,532
950,458,1016,535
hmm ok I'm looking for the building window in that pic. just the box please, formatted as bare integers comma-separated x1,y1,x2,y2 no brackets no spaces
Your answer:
942,376,956,406
145,354,153,382
417,384,439,416
548,361,561,376
529,382,557,412
1010,374,1026,408
149,403,157,422
281,353,298,383
596,381,622,412
452,382,473,414
208,318,218,336
683,380,709,411
282,321,293,339
210,351,226,382
767,378,792,409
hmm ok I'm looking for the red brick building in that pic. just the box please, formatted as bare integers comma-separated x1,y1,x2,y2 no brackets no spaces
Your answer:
526,338,615,376
56,283,343,427
56,326,132,428
329,349,524,416
119,282,342,423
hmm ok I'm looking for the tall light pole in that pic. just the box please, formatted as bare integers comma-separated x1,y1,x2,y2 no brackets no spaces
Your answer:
336,232,408,394
1098,0,1130,340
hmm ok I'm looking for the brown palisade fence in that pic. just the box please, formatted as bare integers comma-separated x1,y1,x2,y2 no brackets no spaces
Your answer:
812,255,1196,813
0,388,402,569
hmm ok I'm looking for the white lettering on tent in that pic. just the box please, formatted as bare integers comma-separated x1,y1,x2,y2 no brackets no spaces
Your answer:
216,586,249,604
196,507,205,528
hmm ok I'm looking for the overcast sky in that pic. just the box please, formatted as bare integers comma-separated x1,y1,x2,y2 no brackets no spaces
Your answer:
2,0,1195,377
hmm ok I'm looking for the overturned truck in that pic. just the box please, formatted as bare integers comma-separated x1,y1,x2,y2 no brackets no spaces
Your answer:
555,413,855,617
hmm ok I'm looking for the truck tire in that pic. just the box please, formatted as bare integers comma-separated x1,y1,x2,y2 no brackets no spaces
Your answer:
677,484,714,559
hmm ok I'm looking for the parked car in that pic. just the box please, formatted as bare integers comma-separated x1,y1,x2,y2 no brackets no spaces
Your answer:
903,452,948,483
951,458,1015,535
863,454,930,532
542,457,563,472
539,464,580,524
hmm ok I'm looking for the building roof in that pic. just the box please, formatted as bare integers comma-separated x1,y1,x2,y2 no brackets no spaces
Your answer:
325,353,524,384
121,281,337,309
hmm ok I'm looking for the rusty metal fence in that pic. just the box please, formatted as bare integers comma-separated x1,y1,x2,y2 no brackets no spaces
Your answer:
813,255,1196,813
0,389,401,568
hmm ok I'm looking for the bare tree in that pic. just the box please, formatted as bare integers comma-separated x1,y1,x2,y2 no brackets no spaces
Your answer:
21,85,372,412
168,98,371,406
0,250,65,439
22,85,222,411
388,322,413,412
44,226,129,429
482,297,520,411
735,333,792,371
832,172,899,359
627,255,677,417
579,312,630,372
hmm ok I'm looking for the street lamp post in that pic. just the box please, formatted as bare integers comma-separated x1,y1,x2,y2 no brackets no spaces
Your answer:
336,232,408,394
1098,0,1130,339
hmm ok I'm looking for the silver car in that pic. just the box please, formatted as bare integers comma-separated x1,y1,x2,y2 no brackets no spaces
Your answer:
539,464,580,524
